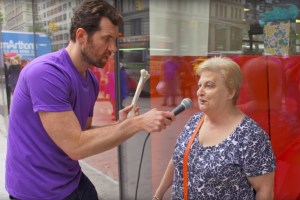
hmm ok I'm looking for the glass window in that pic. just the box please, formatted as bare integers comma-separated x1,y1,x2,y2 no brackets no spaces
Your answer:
145,0,300,199
131,18,142,35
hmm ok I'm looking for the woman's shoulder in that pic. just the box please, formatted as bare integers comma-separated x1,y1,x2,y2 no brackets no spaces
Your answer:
188,112,204,123
238,116,270,141
181,112,205,131
240,116,265,130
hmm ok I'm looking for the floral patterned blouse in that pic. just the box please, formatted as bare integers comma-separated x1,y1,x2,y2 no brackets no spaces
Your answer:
172,112,276,200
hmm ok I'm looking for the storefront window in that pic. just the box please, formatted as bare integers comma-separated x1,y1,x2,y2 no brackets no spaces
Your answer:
148,0,300,199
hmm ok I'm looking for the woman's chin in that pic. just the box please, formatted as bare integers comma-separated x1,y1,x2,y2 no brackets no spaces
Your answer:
198,106,205,112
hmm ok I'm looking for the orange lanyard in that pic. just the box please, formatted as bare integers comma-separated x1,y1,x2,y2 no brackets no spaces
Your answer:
183,115,205,200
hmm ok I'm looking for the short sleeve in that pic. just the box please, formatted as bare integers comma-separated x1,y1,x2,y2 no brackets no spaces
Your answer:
24,62,72,113
241,120,276,177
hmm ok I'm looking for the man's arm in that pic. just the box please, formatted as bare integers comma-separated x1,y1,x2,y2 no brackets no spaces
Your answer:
85,117,93,130
39,108,174,160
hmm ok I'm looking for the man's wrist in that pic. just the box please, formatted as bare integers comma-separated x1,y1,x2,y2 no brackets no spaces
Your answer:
153,196,160,200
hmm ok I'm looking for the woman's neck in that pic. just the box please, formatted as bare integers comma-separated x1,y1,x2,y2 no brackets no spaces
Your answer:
204,106,243,126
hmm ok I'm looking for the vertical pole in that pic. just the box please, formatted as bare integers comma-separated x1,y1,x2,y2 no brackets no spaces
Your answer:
31,0,37,58
114,1,124,199
0,16,9,131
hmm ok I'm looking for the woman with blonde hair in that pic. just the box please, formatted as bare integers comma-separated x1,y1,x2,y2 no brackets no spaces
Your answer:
154,56,276,200
8,55,21,94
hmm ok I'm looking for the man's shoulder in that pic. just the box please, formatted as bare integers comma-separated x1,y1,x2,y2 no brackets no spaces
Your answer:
25,49,70,71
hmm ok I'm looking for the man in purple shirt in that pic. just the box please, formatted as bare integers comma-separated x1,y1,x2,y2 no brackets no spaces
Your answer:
5,0,175,199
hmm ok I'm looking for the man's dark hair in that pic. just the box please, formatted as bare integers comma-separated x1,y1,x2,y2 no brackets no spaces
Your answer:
70,0,123,42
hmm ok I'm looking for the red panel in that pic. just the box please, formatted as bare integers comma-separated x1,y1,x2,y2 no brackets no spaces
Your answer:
235,55,300,199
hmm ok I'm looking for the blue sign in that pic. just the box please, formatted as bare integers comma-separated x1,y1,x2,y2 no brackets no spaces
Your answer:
1,31,52,60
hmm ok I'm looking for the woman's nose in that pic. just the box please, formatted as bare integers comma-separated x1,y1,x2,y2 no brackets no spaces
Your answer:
197,87,204,96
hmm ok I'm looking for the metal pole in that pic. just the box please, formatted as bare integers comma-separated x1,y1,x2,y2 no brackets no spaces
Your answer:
31,0,37,58
114,1,124,199
0,20,9,132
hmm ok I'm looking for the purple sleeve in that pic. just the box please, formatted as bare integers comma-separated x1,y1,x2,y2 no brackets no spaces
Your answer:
25,62,72,113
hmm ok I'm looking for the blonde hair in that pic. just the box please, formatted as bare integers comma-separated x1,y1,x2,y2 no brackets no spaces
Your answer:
10,54,21,65
196,56,242,105
10,58,19,65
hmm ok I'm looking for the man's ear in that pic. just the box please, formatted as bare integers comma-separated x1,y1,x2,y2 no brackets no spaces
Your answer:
76,28,87,44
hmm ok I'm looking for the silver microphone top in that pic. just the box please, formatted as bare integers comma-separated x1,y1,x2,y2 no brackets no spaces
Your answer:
181,98,192,109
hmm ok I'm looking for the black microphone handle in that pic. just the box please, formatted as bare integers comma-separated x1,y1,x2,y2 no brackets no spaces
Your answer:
171,104,185,116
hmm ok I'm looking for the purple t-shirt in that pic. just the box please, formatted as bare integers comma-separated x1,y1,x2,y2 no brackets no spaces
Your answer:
5,49,99,199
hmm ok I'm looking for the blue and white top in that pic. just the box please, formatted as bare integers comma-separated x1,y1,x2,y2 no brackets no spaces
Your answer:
172,112,276,200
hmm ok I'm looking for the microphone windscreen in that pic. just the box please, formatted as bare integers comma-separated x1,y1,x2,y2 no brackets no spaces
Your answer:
171,98,192,116
181,98,192,109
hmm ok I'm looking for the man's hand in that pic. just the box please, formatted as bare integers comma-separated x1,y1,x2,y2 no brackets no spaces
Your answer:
119,105,139,122
140,108,175,133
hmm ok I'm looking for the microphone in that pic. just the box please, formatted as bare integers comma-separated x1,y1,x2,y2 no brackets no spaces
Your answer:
171,98,192,116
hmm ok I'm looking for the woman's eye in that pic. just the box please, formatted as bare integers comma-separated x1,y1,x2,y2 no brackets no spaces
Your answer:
198,82,214,89
206,83,214,88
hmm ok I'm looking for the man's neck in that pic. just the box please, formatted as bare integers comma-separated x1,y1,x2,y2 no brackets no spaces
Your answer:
65,43,88,77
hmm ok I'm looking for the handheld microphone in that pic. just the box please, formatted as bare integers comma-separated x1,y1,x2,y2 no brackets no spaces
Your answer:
171,98,192,116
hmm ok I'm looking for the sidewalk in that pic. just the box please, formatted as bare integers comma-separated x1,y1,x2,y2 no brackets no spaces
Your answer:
0,114,9,200
0,113,119,200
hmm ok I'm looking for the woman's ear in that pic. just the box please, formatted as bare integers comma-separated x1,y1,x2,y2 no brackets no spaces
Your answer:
227,89,236,101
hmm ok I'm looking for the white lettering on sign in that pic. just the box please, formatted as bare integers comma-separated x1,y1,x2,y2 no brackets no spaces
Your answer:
2,40,34,50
